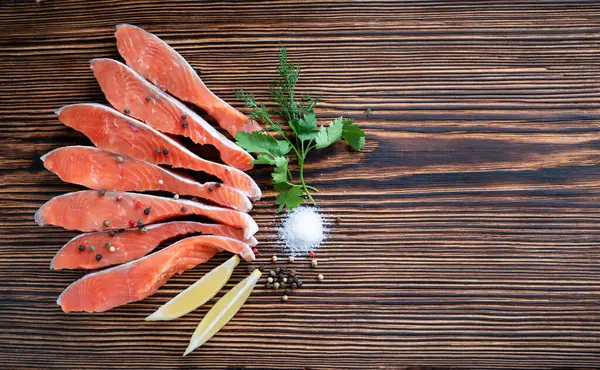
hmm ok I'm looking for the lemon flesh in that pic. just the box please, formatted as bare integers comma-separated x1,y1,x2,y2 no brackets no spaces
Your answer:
184,268,262,356
146,255,240,321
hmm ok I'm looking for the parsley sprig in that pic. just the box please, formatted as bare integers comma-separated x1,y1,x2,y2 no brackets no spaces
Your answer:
235,47,366,212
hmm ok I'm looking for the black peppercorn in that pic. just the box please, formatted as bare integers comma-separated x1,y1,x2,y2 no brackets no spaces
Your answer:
95,254,102,261
162,148,169,155
143,207,151,215
78,245,85,252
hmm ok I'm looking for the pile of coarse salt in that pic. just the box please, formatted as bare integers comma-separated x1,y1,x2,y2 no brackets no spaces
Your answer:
278,206,327,256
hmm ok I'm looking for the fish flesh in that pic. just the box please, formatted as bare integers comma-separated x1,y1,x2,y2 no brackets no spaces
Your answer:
56,103,261,200
34,191,258,239
51,221,258,270
42,146,251,212
115,24,261,137
90,58,254,171
57,235,254,312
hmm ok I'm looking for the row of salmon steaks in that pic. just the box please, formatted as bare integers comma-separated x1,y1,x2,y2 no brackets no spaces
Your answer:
34,25,261,313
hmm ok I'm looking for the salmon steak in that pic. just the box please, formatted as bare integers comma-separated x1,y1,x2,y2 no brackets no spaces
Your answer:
57,235,255,312
56,103,261,200
91,58,254,171
42,146,251,212
115,24,261,137
35,191,258,239
51,221,258,270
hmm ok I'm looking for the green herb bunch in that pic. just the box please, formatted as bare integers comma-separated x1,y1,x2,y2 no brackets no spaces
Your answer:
235,47,366,212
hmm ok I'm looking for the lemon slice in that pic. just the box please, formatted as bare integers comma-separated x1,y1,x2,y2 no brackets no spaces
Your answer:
146,255,240,321
183,268,262,356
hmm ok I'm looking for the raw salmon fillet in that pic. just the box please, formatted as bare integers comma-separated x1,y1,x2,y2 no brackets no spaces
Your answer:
91,58,254,171
42,146,251,212
35,191,258,239
51,221,257,270
57,235,254,312
115,24,261,137
56,103,261,200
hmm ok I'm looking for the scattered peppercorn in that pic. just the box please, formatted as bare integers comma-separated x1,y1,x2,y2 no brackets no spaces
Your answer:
265,282,272,289
124,109,130,114
297,281,303,288
282,295,288,301
181,206,188,213
317,274,324,281
118,228,125,233
173,194,180,200
136,219,144,227
128,220,135,227
258,264,265,271
311,259,318,268
270,270,276,277
208,185,214,192
140,226,148,233
282,277,288,283
155,147,161,153
292,282,298,289
116,156,124,163
275,267,281,274
247,266,253,274
274,282,280,289
290,270,296,277
162,148,169,155
109,246,116,253
309,251,316,258
98,189,106,196
271,255,278,262
104,242,111,248
285,288,292,295
267,277,274,283
252,247,259,255
108,230,116,237
103,220,110,227
288,256,295,263
89,245,96,252
96,254,102,261
78,245,85,252
145,96,151,102
158,180,164,185
116,195,123,202
181,121,188,128
215,182,222,188
181,114,187,119
144,207,151,215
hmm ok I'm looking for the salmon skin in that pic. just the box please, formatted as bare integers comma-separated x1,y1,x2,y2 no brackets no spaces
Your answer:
34,191,258,239
90,58,254,171
57,235,254,312
51,221,257,270
56,103,261,200
115,24,261,137
42,146,251,212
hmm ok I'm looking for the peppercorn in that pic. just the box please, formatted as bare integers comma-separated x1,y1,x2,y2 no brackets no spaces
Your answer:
181,121,188,128
215,183,222,188
181,206,187,213
103,220,110,227
145,96,151,102
265,282,272,289
116,156,124,163
124,109,130,114
158,180,164,185
292,282,298,289
288,256,295,263
140,226,148,233
89,245,95,252
274,282,280,289
282,277,288,283
284,288,292,295
271,255,278,262
275,267,281,274
247,266,253,274
118,228,125,233
128,220,135,227
108,230,116,237
297,281,303,288
96,254,102,261
155,147,161,153
208,185,214,192
289,269,296,277
98,189,106,196
181,114,187,120
116,195,123,201
258,264,265,271
311,259,318,268
282,295,288,301
144,207,151,215
162,148,169,155
317,274,324,281
104,242,111,248
136,219,144,227
270,270,276,277
309,251,316,258
173,194,180,200
109,246,116,253
78,245,85,252
267,277,274,283
252,247,259,255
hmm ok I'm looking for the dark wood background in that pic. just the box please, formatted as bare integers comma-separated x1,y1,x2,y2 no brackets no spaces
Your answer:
2,1,600,368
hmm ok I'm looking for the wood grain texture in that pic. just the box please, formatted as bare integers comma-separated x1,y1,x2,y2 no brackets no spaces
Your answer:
2,0,600,368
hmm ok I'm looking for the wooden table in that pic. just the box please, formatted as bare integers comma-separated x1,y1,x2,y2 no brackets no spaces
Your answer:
2,1,600,368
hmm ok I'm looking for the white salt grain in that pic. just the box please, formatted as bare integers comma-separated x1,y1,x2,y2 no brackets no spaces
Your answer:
279,206,326,256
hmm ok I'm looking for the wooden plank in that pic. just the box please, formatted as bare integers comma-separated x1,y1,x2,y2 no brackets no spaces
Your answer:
1,0,600,368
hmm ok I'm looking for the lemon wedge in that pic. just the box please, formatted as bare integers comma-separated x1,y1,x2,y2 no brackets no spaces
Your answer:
183,268,262,356
146,255,240,321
